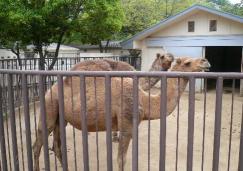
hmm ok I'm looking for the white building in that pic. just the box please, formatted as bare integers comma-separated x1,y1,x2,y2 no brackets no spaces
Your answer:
121,4,243,91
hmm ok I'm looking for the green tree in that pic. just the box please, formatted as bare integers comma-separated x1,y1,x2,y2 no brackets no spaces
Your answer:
0,0,83,70
119,0,199,39
1,0,125,64
67,0,124,52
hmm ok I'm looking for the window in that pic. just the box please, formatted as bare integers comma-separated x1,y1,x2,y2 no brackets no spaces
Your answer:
210,20,217,31
188,21,195,32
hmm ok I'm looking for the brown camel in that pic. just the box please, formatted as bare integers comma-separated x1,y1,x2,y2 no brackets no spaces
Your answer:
66,53,174,90
33,57,210,171
65,54,174,142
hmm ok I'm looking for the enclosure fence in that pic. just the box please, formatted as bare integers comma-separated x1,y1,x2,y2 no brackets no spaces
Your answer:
0,56,141,71
0,70,243,171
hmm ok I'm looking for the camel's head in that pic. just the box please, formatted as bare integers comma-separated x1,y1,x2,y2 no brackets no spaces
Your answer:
152,53,174,71
171,57,211,72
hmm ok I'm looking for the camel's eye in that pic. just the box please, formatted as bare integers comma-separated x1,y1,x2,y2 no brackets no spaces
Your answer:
160,55,164,60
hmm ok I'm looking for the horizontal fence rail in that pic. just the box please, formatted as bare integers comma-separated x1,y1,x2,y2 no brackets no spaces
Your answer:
0,70,242,171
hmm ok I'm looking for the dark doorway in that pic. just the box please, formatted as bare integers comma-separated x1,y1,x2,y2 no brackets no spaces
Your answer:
205,46,242,89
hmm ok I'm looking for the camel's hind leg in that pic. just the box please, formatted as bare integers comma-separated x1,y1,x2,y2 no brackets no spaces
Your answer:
33,91,59,171
52,121,64,166
53,124,62,163
118,132,132,171
117,104,143,171
117,116,133,171
33,121,56,171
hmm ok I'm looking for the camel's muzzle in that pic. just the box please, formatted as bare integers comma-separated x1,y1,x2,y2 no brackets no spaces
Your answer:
199,62,211,71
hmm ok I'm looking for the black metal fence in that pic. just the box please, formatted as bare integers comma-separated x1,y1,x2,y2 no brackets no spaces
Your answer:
0,56,141,71
0,69,243,171
0,55,141,109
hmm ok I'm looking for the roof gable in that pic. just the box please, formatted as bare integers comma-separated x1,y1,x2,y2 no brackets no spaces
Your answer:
121,4,243,48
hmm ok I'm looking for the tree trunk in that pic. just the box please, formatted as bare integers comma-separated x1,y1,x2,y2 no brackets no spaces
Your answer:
48,32,65,70
99,42,104,53
11,42,22,69
104,40,110,53
36,44,45,70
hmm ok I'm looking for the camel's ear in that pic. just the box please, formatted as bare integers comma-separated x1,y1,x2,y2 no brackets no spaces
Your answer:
166,53,174,61
156,53,161,58
184,59,191,66
176,58,181,64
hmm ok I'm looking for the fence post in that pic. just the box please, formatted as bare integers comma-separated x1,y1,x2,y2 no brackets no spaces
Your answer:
132,76,139,171
8,74,19,171
212,77,223,171
57,75,68,171
159,76,167,171
238,104,243,171
0,80,8,171
38,75,50,171
22,74,33,171
80,75,90,171
105,75,113,171
187,77,195,171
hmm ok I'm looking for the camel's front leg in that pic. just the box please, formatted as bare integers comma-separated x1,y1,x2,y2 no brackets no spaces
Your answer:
33,124,55,171
118,132,132,171
33,129,43,171
33,91,59,171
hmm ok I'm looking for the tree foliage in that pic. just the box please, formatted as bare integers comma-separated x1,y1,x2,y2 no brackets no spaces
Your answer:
66,0,124,52
119,0,197,39
0,0,124,69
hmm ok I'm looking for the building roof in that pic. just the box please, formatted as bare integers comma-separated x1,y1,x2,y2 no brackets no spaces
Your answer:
121,4,243,48
69,41,122,50
27,43,80,51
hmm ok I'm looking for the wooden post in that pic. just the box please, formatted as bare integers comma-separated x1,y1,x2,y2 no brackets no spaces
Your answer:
240,47,243,96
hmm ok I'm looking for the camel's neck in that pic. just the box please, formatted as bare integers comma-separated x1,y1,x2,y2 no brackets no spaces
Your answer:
139,77,160,91
139,64,166,91
140,78,188,120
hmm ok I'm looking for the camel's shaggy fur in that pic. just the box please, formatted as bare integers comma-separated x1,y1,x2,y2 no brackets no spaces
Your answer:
33,57,210,171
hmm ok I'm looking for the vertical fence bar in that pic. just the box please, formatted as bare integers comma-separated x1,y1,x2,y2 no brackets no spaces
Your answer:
238,103,243,171
120,77,124,171
3,74,12,171
227,79,235,171
159,76,167,171
80,75,90,171
105,75,113,171
38,75,50,171
201,78,207,171
16,74,25,171
57,75,68,171
48,76,58,171
148,78,151,171
175,78,181,171
132,76,139,171
212,77,223,171
8,74,19,171
70,78,78,171
22,74,33,171
0,81,7,171
187,77,195,171
94,77,100,171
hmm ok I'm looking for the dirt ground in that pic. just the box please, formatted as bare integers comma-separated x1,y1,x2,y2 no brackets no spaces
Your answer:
2,89,243,171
